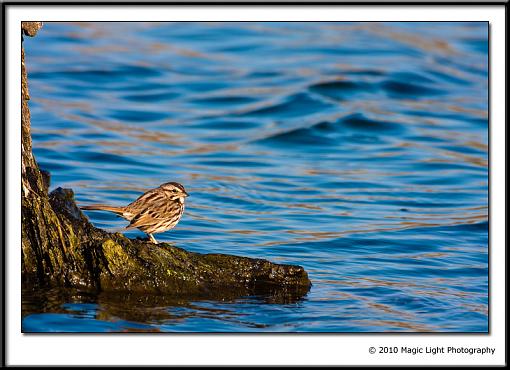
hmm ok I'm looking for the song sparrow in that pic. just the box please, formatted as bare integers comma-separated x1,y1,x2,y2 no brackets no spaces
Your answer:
80,182,188,244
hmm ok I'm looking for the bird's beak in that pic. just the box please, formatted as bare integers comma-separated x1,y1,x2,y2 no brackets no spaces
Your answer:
184,191,189,197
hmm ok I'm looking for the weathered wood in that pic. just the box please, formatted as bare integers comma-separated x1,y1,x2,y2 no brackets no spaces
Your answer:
21,22,312,301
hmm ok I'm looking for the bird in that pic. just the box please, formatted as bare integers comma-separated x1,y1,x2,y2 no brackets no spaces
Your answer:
80,181,188,244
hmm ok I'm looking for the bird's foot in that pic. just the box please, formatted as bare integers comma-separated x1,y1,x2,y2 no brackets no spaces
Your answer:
148,233,158,244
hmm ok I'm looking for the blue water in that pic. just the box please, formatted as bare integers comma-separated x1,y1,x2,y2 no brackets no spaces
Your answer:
23,22,488,332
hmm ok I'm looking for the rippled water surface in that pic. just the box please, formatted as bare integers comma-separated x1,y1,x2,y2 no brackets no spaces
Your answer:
23,22,488,332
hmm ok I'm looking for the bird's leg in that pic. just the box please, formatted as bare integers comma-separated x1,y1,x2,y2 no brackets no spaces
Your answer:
148,233,158,244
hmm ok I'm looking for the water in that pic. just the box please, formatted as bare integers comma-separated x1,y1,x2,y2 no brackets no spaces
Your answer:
22,22,488,332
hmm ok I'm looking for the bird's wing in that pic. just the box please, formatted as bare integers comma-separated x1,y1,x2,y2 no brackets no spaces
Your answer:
125,197,169,230
126,210,150,230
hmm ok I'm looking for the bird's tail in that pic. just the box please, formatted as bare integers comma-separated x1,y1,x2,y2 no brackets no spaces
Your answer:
80,204,125,215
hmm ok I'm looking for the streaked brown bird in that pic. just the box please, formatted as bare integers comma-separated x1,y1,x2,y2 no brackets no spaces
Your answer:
80,182,188,244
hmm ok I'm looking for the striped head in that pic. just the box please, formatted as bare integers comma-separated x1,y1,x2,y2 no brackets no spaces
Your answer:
160,182,189,203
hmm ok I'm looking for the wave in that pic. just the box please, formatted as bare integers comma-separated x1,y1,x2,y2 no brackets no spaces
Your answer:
255,113,404,147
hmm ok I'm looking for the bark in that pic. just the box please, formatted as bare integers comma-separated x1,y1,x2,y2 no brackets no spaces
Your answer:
20,22,312,302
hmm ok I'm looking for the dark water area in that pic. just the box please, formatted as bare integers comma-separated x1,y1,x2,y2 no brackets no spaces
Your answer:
23,22,488,332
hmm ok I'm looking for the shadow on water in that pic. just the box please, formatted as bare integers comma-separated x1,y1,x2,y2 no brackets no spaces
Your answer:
22,284,310,333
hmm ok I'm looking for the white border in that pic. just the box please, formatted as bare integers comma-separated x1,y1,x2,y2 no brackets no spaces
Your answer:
6,5,506,366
